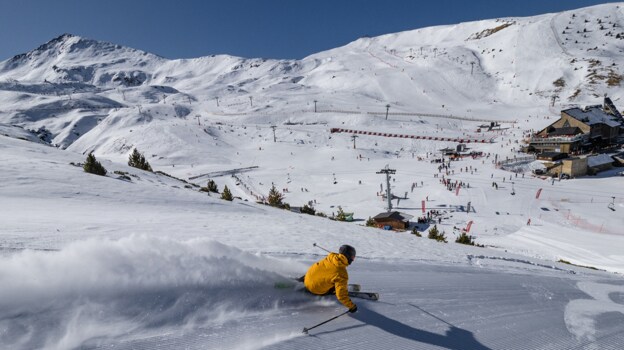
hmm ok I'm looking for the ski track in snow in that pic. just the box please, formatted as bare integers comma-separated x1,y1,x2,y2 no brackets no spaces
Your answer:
0,236,312,350
3,240,622,350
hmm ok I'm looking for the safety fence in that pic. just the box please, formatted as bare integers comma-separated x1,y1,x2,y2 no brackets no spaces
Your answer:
330,128,493,143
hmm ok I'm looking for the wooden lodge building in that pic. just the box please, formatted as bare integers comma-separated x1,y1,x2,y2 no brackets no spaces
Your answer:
528,97,623,154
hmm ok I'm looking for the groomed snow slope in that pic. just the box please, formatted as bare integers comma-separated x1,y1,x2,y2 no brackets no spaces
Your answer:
2,124,624,350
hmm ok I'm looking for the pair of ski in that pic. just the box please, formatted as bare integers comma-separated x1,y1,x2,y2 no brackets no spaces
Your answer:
274,280,379,301
347,284,379,301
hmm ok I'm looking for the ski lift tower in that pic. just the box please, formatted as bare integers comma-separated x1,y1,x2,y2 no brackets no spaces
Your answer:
377,165,396,212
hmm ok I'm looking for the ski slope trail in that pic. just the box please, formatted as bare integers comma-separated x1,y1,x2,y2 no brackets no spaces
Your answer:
268,259,624,350
70,257,624,350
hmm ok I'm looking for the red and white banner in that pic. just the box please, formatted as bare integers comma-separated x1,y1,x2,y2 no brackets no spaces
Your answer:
535,188,543,199
465,220,473,233
421,200,426,214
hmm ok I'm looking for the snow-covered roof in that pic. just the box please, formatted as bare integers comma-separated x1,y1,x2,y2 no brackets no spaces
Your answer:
563,107,622,128
373,211,413,221
586,154,614,167
527,160,547,171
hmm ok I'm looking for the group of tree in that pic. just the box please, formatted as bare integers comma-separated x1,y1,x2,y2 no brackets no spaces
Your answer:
84,148,153,177
82,149,326,220
197,178,233,201
425,225,482,246
82,148,240,205
83,153,482,246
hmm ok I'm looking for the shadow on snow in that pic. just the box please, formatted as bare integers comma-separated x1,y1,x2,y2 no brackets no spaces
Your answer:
349,304,493,350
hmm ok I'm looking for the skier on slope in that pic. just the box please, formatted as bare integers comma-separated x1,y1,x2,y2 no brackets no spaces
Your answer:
298,245,358,313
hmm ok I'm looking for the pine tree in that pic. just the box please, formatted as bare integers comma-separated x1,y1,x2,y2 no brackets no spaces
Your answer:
221,185,233,201
128,148,152,171
207,179,218,193
455,232,475,245
411,227,422,237
301,204,316,215
267,185,284,207
336,206,347,221
427,225,439,239
428,225,447,243
365,216,376,227
83,152,107,176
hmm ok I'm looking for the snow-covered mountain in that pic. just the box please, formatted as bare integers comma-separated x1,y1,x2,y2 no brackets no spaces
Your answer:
1,4,624,349
1,3,623,150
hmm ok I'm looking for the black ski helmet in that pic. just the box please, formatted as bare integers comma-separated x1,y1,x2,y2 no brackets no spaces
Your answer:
339,244,356,265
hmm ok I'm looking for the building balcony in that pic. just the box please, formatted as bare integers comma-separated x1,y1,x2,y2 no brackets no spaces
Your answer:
529,134,587,144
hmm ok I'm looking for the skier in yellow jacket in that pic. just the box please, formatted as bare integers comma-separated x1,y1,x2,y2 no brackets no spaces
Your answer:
301,245,358,313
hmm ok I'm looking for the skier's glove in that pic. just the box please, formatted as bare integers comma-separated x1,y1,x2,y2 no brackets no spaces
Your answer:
349,305,358,313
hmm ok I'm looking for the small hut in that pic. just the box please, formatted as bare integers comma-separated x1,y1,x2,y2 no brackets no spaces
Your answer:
372,211,413,230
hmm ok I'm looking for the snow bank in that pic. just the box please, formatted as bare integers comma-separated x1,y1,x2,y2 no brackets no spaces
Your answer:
0,235,308,349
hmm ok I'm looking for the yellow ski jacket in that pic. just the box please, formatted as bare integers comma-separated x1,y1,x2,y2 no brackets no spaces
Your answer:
304,253,355,309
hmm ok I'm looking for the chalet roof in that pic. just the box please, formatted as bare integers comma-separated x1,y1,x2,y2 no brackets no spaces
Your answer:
587,154,615,167
373,211,413,221
563,107,621,128
548,127,582,136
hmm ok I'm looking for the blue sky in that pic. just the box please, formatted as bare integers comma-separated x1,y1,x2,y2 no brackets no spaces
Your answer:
0,0,619,60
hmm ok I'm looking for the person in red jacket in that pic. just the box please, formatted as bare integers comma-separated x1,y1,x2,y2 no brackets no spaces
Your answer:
300,245,358,313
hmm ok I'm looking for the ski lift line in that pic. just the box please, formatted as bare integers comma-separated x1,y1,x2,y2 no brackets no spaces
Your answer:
209,101,510,123
528,185,624,200
203,123,319,133
488,181,621,201
189,166,259,180
292,170,375,177
317,110,511,124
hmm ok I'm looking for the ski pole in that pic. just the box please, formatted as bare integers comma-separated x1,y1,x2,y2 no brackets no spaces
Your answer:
312,242,331,253
302,310,350,334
